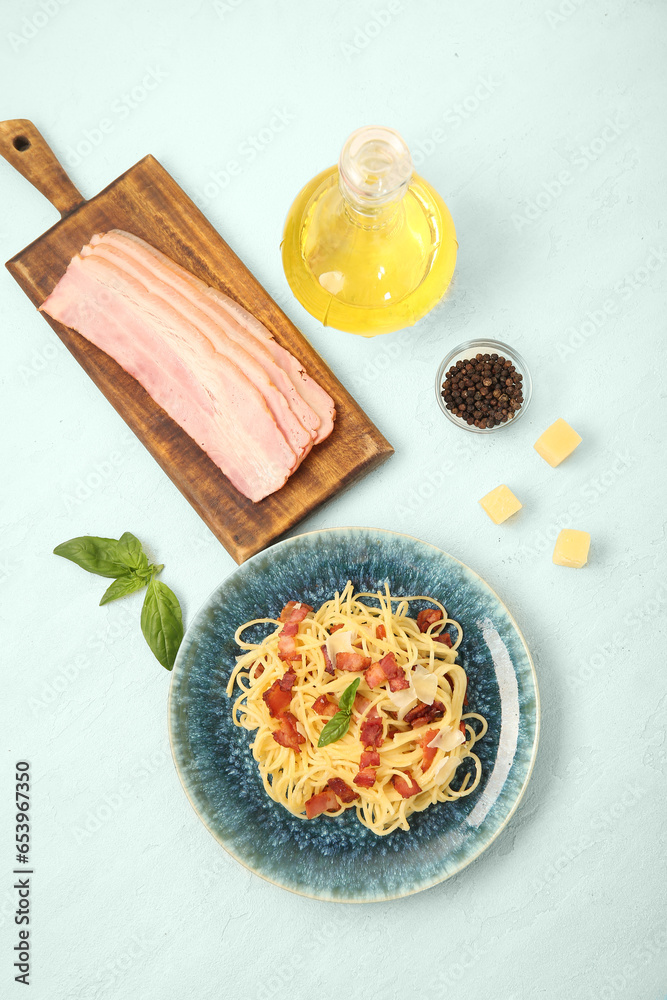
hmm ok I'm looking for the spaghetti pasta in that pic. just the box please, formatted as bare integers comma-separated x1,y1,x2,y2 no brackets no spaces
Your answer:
226,582,487,836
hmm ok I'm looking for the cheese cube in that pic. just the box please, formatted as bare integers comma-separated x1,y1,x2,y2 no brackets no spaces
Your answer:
534,418,582,467
552,529,590,568
479,484,522,524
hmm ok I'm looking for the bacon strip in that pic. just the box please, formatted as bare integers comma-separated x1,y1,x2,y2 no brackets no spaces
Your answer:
327,777,359,803
305,787,339,819
312,694,337,718
277,601,313,661
404,700,445,729
329,623,344,634
392,773,421,798
278,669,297,691
321,644,335,675
360,707,384,748
417,608,444,632
375,624,386,639
353,768,376,788
420,728,439,771
360,749,380,769
434,633,453,647
262,681,293,718
279,601,312,624
365,652,410,692
335,652,372,672
272,712,305,751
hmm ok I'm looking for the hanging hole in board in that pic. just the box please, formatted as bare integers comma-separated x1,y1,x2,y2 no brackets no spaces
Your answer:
13,136,31,152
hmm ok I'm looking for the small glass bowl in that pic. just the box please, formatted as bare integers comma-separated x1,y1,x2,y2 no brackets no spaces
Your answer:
435,339,532,434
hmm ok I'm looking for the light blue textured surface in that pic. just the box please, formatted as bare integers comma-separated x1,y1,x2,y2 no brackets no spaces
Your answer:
169,528,538,901
1,1,666,998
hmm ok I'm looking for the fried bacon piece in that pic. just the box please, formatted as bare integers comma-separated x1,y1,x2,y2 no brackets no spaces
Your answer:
353,693,371,716
278,669,297,692
305,787,339,819
327,777,359,803
353,768,376,788
329,623,344,634
277,601,313,661
279,600,313,624
417,608,443,632
321,644,335,675
360,749,380,769
392,773,421,798
360,707,384,748
263,680,293,718
420,728,439,771
375,624,386,639
404,700,445,729
365,652,410,692
434,633,453,648
312,694,337,718
272,712,305,752
253,664,264,679
335,652,372,672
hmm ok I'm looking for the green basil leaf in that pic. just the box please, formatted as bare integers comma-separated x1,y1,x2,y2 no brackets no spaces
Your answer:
317,678,360,747
338,676,361,714
99,573,148,606
117,532,149,574
140,578,183,670
53,536,137,578
317,710,353,748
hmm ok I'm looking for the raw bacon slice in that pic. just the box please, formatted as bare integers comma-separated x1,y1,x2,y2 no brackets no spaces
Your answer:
392,773,421,798
89,230,335,443
327,777,359,803
335,652,372,672
273,712,305,752
360,708,384,748
305,787,339,819
40,254,296,502
312,695,337,717
353,768,376,788
417,609,443,632
82,240,313,462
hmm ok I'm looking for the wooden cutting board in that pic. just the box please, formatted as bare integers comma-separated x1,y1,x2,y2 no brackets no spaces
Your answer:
1,120,393,563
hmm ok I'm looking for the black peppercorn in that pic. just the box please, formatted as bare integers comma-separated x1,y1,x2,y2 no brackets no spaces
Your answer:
441,352,524,428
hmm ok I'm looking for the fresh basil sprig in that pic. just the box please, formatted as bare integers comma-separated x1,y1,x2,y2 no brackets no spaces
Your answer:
318,677,360,748
54,532,182,670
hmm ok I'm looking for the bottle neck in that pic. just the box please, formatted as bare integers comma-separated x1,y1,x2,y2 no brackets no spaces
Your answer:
337,126,413,231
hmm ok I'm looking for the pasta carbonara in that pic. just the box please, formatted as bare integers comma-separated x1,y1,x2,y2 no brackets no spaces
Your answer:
227,582,487,836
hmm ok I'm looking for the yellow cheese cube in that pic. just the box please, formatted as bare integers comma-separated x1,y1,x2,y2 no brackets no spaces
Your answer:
479,484,522,524
552,529,590,568
534,418,582,467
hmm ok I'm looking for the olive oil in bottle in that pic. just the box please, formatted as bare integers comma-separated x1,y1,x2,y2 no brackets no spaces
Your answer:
282,126,457,336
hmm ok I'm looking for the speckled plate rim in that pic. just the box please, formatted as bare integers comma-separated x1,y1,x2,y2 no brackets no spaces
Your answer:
168,527,540,903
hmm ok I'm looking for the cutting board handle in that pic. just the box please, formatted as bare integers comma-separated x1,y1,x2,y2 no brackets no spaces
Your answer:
0,119,85,217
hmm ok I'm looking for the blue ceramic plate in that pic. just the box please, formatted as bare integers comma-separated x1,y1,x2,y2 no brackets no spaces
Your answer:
169,528,539,902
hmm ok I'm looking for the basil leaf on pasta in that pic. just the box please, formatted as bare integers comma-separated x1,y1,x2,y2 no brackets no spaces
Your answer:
337,677,360,714
318,678,360,747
